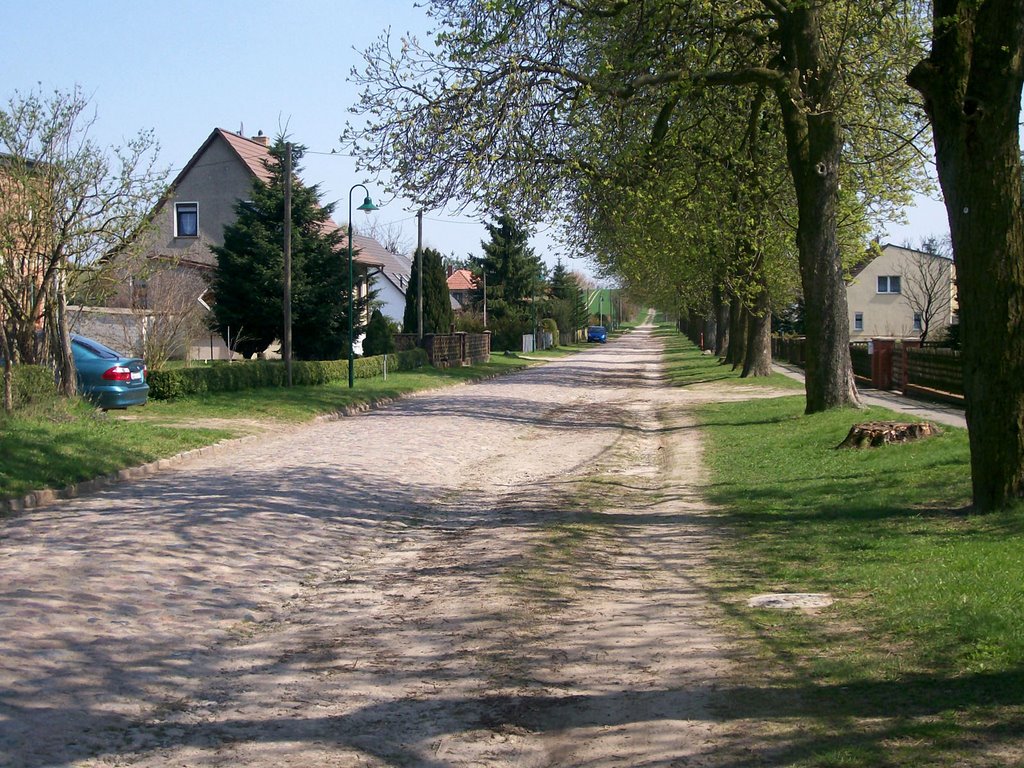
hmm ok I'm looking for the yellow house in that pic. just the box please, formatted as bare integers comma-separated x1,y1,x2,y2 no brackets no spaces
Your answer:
847,243,957,341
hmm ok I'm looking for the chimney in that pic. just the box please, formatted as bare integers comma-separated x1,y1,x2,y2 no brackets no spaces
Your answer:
251,130,270,147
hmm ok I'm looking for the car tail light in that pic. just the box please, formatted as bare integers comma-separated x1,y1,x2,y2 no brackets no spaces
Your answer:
102,365,132,382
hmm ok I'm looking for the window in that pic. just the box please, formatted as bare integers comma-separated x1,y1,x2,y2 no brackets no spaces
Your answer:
877,275,901,294
854,312,864,331
71,336,119,360
913,312,922,332
175,202,198,237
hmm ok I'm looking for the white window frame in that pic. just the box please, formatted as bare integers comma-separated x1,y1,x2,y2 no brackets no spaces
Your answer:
174,201,199,238
854,312,864,331
913,312,922,332
877,275,901,294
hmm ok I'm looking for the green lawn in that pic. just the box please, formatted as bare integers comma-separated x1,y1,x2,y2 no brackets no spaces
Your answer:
0,398,234,500
653,323,803,390
656,328,1024,766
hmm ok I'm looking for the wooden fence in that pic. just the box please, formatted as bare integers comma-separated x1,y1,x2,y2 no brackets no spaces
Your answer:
773,335,962,402
905,346,963,397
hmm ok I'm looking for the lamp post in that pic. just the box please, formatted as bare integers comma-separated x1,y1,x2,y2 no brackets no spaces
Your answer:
347,184,378,388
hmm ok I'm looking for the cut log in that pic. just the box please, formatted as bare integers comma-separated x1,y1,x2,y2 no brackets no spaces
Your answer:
837,421,941,449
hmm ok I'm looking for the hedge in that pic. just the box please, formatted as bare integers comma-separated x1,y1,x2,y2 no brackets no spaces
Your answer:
147,349,429,400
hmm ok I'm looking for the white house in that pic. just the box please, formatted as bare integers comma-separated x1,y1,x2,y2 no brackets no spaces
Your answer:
847,243,957,340
357,237,412,325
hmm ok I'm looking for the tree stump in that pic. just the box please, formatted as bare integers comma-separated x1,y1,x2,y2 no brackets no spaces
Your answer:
837,421,941,449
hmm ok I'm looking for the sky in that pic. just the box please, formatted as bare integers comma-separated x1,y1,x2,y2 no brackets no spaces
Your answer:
2,0,951,281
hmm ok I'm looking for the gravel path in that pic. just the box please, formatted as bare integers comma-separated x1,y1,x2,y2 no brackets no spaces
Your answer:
0,322,794,767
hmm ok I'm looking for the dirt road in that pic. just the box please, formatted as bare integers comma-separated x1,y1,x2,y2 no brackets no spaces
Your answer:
0,323,787,767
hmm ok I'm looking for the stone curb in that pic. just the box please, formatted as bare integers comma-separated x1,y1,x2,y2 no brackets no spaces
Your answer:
0,433,262,520
0,367,521,521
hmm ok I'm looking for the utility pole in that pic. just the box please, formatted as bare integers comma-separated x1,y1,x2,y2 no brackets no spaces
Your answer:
532,266,538,350
575,285,581,343
283,142,293,387
417,209,424,341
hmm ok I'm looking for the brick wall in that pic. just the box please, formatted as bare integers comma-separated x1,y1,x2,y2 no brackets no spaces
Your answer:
392,332,491,367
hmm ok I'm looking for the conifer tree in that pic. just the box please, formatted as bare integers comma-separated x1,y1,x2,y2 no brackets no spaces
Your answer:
362,308,396,356
548,259,587,338
477,215,544,349
211,138,368,360
479,215,539,321
403,247,453,334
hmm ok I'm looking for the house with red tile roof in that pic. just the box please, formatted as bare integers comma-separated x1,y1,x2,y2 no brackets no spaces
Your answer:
446,268,478,311
109,128,398,358
146,128,387,276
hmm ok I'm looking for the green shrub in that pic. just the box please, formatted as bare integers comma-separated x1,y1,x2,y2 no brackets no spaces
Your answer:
362,309,397,358
541,317,559,347
363,309,397,357
454,311,487,333
488,314,530,352
7,364,57,407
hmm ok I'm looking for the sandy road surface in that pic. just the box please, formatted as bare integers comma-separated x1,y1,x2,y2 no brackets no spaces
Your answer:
1,323,790,767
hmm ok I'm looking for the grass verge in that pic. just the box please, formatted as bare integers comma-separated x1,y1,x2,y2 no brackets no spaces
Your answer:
1,355,532,501
681,344,1024,765
0,398,234,500
655,323,804,390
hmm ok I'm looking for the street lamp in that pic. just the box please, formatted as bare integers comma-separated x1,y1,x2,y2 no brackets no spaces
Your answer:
347,184,378,388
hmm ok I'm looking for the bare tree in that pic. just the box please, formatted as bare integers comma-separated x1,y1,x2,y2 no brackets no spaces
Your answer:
363,219,412,256
903,239,954,343
100,253,211,370
0,86,164,396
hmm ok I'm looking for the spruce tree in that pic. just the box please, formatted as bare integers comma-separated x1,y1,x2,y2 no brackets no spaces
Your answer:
212,138,367,360
479,215,542,348
480,215,537,318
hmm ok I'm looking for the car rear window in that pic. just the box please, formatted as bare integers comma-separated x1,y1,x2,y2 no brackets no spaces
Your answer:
72,337,121,360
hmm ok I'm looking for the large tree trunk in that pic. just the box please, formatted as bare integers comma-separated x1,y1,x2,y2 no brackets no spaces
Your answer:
705,284,720,352
908,0,1024,509
791,140,857,410
703,314,717,353
725,293,746,368
713,282,729,357
773,5,859,413
742,279,773,377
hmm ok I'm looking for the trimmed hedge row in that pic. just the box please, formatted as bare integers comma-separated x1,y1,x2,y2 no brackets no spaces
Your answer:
6,364,58,408
147,349,428,400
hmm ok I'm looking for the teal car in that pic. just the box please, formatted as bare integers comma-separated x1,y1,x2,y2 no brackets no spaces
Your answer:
71,334,149,409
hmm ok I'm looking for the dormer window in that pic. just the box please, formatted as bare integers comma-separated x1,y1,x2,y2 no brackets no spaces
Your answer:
175,202,198,237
